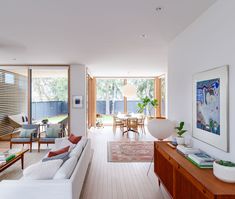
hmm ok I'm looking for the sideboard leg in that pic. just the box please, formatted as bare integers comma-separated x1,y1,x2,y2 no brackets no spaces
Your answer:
158,179,161,187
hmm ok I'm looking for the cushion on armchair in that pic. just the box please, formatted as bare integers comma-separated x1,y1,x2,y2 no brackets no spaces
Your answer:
19,129,37,138
46,125,61,138
68,133,82,144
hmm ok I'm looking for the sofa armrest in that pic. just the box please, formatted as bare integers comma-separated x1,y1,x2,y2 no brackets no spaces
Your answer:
0,180,72,199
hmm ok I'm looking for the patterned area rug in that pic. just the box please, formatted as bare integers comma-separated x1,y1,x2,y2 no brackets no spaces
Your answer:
107,141,154,162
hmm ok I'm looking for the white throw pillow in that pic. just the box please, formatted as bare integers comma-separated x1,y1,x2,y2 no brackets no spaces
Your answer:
23,159,63,180
69,142,83,158
53,156,77,179
55,138,75,151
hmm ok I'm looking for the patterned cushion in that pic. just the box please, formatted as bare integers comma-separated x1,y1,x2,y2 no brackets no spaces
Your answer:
46,125,61,138
11,138,31,142
39,138,55,143
19,129,36,138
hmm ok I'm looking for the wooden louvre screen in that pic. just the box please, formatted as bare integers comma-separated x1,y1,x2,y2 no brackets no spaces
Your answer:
0,69,28,137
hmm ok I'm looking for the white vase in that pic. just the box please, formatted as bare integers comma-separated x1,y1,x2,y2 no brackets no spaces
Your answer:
176,136,185,145
213,161,235,183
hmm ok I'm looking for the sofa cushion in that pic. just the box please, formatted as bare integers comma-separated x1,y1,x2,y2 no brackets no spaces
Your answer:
42,152,70,163
23,159,63,180
54,138,75,151
53,156,77,179
69,142,83,158
19,129,36,138
68,133,82,144
48,146,70,157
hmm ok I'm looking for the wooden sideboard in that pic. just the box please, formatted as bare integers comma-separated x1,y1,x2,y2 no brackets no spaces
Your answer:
154,142,235,199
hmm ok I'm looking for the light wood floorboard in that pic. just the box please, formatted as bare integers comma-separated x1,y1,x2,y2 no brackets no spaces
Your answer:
80,126,170,199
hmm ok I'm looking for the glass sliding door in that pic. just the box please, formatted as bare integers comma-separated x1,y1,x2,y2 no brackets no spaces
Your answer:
126,78,154,115
31,67,68,124
96,78,124,124
0,67,28,137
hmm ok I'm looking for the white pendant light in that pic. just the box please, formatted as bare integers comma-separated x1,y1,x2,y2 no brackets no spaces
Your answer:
122,84,137,98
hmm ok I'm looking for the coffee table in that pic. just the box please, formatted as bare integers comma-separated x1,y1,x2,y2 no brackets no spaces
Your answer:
0,149,29,173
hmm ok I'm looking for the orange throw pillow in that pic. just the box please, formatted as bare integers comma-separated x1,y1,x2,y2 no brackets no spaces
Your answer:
68,133,82,144
47,146,70,157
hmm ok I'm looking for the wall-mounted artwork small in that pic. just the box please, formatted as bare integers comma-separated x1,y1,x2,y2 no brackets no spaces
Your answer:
193,65,229,152
73,95,83,108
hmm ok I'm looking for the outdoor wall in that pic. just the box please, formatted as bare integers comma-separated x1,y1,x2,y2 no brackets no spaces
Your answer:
168,0,235,161
70,64,87,136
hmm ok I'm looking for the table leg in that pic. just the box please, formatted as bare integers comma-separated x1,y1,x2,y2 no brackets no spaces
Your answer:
21,154,24,169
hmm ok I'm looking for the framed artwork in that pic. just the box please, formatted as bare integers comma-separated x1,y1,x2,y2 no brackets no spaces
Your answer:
192,65,229,152
73,95,83,108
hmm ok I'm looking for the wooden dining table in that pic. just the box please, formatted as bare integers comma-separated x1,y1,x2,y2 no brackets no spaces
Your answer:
116,113,143,134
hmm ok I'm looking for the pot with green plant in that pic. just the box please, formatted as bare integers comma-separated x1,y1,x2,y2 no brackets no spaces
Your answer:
213,160,235,183
175,121,187,145
137,96,158,119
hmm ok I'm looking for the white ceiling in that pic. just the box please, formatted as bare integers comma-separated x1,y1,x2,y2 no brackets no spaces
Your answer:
0,0,216,77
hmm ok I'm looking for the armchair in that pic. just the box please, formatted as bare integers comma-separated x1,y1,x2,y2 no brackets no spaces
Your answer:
10,124,39,152
38,124,62,152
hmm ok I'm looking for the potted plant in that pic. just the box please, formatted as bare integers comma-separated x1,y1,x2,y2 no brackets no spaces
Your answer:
137,96,158,118
213,160,235,183
175,121,187,145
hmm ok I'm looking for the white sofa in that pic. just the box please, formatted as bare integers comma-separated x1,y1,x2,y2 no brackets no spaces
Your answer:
0,137,92,199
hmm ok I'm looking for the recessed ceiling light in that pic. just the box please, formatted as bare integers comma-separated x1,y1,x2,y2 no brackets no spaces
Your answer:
141,34,147,38
156,7,163,12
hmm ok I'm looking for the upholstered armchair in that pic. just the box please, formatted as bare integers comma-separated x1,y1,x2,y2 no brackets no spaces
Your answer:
10,124,40,152
38,124,63,152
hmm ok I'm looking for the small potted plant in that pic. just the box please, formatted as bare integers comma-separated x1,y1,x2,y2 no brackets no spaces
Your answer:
175,121,187,145
213,160,235,183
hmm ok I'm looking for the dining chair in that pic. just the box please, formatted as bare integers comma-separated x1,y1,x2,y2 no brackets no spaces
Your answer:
113,115,124,132
138,116,145,134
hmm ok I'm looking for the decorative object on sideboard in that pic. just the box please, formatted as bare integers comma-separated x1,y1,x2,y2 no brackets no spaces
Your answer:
72,95,83,108
192,65,229,152
213,160,235,183
147,119,175,175
175,121,187,145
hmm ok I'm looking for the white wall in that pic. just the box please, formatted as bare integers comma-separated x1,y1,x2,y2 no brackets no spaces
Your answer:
168,0,235,161
70,64,87,136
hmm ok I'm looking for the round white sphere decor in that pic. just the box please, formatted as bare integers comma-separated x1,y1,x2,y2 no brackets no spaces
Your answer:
147,119,175,140
213,161,235,183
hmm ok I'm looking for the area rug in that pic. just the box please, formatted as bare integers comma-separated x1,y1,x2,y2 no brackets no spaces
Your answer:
107,141,153,162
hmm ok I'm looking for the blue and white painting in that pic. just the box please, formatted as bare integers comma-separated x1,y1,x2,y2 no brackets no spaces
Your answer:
196,78,220,135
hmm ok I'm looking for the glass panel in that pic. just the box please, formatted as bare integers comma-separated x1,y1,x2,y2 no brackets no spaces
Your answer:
160,76,166,117
127,78,154,115
96,79,124,124
31,68,68,123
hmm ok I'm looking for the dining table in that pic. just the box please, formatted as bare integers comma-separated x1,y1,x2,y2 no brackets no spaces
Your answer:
116,113,143,134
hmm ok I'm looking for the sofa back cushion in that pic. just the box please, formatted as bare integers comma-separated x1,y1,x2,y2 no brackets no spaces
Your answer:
53,156,77,179
23,159,63,180
48,146,70,157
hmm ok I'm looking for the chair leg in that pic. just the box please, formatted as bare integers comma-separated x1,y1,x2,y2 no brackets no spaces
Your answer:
10,142,12,149
30,143,32,152
38,142,40,152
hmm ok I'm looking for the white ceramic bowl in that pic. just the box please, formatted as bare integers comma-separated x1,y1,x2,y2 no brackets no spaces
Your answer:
213,161,235,183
